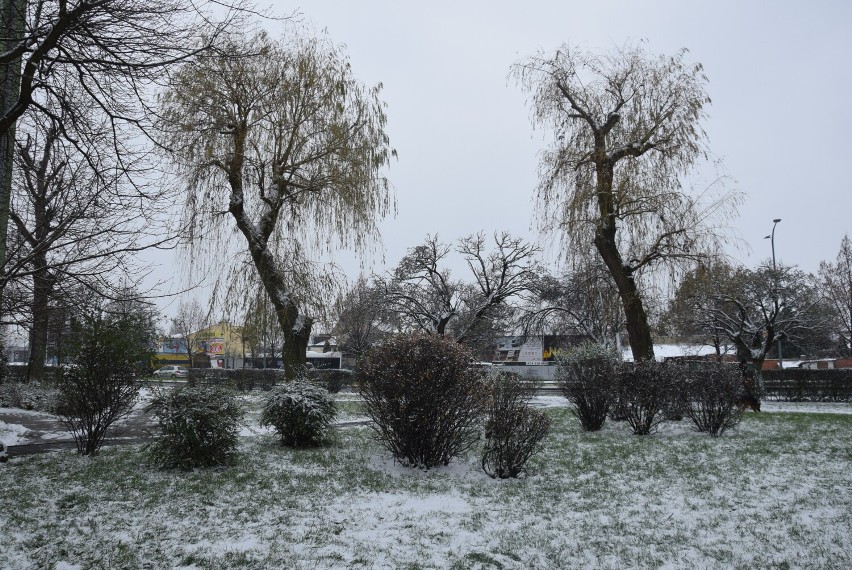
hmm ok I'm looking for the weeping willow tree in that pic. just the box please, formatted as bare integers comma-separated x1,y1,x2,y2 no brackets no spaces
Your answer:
159,28,395,378
513,41,740,361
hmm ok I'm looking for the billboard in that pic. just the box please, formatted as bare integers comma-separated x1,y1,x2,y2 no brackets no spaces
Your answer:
200,338,225,356
492,335,576,364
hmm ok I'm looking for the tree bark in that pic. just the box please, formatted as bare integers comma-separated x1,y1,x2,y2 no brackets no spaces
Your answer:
279,301,312,379
0,0,26,306
27,266,56,382
593,164,655,361
224,124,312,380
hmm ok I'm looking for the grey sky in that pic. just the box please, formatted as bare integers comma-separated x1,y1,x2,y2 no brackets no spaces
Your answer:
154,0,852,319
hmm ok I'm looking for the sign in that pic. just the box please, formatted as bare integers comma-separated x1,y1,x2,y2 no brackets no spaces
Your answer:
493,336,544,363
200,338,225,356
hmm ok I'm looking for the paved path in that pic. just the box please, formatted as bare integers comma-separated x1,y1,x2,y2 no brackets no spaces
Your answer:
1,407,371,458
1,406,158,457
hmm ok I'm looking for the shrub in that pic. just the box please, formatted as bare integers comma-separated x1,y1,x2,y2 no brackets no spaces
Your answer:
615,360,679,435
261,381,337,447
146,385,243,470
557,343,619,431
0,382,60,412
481,372,550,478
55,307,154,456
683,363,746,436
56,367,139,456
357,334,486,469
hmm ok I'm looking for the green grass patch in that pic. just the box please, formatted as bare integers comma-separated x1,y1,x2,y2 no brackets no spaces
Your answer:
2,407,850,569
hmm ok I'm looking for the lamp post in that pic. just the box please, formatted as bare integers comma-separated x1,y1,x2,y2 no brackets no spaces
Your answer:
764,218,782,367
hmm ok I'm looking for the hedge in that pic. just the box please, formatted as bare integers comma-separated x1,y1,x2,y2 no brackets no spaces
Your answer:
3,364,65,386
187,368,280,391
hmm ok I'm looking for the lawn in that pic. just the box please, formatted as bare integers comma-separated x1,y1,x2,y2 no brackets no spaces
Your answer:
2,396,850,569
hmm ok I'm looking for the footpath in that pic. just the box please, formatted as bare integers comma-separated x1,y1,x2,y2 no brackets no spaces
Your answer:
1,406,158,457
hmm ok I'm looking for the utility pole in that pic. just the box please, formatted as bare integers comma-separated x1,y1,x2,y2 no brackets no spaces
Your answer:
764,218,783,368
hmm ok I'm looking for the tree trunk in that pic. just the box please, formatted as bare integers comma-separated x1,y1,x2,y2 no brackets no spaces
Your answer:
0,0,26,307
225,123,313,381
27,267,56,382
279,301,312,380
590,162,655,362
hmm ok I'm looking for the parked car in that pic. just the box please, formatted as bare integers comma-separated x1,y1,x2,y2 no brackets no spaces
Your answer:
153,365,189,379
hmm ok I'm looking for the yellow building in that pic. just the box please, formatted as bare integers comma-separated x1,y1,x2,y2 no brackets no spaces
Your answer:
154,322,244,369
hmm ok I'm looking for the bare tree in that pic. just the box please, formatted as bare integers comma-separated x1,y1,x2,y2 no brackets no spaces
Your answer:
512,41,740,361
381,235,458,337
818,234,852,357
159,29,395,379
519,258,624,348
660,260,735,359
0,0,248,300
382,232,540,345
691,263,824,373
170,299,210,368
7,96,177,381
332,276,388,359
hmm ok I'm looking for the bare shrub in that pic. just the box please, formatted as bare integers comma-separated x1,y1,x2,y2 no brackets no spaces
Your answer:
57,367,139,456
261,381,337,447
557,343,619,431
481,372,550,478
55,307,154,456
146,385,243,470
684,363,746,436
357,334,486,468
616,360,679,435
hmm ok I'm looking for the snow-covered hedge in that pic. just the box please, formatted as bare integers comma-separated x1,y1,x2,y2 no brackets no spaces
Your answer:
762,368,852,402
306,368,352,393
146,385,243,470
0,382,60,412
358,334,487,469
261,381,337,447
3,364,65,386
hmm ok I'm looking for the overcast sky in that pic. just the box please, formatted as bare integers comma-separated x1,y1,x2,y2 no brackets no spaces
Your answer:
154,0,852,319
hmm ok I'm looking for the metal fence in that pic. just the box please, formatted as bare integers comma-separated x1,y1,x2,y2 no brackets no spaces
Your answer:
762,369,852,402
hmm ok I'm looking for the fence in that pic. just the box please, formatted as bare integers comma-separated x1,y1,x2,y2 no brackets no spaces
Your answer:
762,369,852,402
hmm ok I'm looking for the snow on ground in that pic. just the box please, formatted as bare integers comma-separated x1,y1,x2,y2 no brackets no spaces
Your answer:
0,407,69,445
762,401,852,414
3,397,850,568
0,419,30,446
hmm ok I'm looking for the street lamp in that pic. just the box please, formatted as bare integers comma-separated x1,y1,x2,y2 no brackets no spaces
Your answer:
764,218,782,367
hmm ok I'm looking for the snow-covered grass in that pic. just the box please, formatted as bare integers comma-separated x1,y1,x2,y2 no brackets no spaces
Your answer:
2,400,851,569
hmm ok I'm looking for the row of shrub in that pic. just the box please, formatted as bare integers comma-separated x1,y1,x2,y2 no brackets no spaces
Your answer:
2,364,65,386
559,343,757,437
7,334,769,477
153,335,550,478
